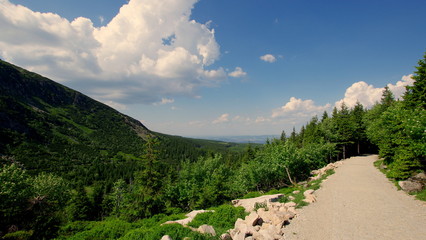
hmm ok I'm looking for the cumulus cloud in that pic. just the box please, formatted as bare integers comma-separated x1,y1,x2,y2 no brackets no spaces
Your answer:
272,97,331,118
335,75,415,108
212,113,229,124
228,67,247,78
260,54,276,63
0,0,228,105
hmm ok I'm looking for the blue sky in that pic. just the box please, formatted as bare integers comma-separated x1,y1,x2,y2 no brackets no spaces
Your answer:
1,0,425,137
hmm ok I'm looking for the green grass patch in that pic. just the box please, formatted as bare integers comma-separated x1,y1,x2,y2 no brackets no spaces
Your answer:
253,201,268,211
414,188,426,201
241,191,263,199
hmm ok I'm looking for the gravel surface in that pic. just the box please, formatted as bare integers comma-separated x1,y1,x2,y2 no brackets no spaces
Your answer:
284,155,426,240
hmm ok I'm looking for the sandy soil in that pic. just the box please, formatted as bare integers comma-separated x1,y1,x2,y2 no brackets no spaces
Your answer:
284,155,426,240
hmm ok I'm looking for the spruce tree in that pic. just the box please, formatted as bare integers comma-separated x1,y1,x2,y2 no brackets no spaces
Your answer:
404,52,426,109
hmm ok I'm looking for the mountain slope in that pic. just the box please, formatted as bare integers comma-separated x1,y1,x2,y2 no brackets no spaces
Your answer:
0,60,154,182
0,60,252,185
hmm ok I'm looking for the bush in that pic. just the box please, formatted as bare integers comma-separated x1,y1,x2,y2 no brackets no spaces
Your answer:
188,205,247,235
119,223,216,240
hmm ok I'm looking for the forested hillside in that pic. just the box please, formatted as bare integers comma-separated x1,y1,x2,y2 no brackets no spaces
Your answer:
1,53,425,239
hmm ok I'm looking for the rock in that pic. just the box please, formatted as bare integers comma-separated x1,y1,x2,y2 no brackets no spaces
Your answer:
292,190,300,194
220,233,232,240
303,189,315,196
257,228,276,240
197,224,216,236
245,211,263,226
399,180,423,193
232,231,247,240
287,206,297,215
303,194,317,203
269,211,289,227
232,194,284,212
278,206,287,212
161,235,172,240
413,172,426,180
288,195,296,201
232,218,257,239
257,208,272,224
163,209,214,226
411,172,426,185
303,189,317,203
284,201,296,208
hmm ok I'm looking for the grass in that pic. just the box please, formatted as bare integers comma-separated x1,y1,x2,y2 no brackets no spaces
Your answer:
187,205,248,236
414,189,426,201
241,169,337,209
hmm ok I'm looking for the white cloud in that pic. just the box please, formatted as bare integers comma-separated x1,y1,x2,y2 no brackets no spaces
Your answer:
0,0,226,105
212,113,229,124
260,54,276,63
388,74,414,100
255,116,271,123
335,75,414,108
153,97,175,105
228,67,247,78
272,97,331,118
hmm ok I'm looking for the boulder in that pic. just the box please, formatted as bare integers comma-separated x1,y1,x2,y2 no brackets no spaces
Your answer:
160,235,172,240
232,194,284,212
197,224,216,236
399,180,423,193
303,189,315,196
287,206,297,215
284,202,296,208
413,172,426,180
163,209,214,226
411,172,426,185
220,233,232,240
245,211,263,226
303,189,317,203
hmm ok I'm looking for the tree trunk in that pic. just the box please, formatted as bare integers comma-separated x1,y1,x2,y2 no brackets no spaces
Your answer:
285,167,296,185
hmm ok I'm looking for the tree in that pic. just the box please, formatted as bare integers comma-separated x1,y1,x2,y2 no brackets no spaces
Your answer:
404,52,426,109
280,130,287,142
321,111,329,122
334,102,355,159
67,186,92,221
0,163,31,232
351,102,367,155
381,86,395,108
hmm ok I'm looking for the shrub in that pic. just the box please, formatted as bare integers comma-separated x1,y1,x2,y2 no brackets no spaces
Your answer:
188,205,247,235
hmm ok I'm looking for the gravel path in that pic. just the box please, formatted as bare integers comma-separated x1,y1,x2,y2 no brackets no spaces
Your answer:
284,155,426,240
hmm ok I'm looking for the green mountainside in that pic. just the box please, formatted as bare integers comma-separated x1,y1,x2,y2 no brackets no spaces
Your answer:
0,60,247,185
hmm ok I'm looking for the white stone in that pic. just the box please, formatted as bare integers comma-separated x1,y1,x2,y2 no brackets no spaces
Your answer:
197,224,216,236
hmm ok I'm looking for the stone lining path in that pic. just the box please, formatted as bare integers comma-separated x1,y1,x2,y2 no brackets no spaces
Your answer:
284,155,426,240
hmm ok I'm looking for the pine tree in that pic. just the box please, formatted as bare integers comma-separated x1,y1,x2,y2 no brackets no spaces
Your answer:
280,130,287,142
351,101,367,155
404,52,426,109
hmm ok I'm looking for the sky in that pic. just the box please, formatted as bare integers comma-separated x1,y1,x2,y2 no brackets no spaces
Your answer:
1,0,425,138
